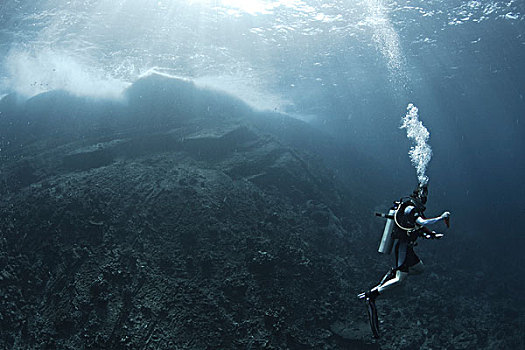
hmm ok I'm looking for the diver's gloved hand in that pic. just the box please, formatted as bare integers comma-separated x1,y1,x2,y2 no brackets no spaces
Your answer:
424,231,444,239
441,211,451,228
441,211,451,219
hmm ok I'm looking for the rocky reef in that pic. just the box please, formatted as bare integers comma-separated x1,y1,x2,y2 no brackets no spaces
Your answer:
0,75,523,349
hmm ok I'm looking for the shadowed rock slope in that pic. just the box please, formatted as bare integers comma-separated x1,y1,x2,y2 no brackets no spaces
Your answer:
0,75,523,349
0,76,373,349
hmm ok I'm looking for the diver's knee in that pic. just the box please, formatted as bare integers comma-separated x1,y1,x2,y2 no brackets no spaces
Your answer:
396,270,408,282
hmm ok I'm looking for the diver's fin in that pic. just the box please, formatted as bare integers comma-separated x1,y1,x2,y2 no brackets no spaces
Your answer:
365,298,380,338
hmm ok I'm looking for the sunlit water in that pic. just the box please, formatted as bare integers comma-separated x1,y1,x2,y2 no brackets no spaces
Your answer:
0,0,522,109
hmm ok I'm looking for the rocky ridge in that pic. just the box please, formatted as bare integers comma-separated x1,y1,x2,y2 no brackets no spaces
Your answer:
0,75,523,349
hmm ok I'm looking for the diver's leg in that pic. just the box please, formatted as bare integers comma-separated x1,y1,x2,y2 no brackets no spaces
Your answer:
358,269,394,300
359,270,408,339
373,270,408,293
369,240,410,295
357,240,410,300
358,269,408,299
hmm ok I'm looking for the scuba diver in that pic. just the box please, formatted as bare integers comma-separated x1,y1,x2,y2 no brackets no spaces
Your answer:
357,182,451,338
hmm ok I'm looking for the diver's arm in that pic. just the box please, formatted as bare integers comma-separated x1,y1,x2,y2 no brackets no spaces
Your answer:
416,211,450,226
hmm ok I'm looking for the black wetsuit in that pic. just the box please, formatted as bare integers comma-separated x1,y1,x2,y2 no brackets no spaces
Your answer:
393,200,425,272
394,231,421,272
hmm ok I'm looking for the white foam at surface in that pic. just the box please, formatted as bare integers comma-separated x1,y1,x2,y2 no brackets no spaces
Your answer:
3,48,130,100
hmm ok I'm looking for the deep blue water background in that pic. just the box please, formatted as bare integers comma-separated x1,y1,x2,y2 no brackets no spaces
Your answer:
1,0,524,301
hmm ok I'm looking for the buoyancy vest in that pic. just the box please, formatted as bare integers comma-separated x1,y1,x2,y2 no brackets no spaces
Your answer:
393,196,426,232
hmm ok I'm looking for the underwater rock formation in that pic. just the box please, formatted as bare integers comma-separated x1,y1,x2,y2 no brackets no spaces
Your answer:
0,75,522,349
0,75,368,349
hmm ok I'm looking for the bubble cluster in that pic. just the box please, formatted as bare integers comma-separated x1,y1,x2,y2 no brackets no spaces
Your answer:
400,103,432,185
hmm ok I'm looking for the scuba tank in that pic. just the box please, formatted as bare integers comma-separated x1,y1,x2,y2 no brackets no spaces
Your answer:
376,209,396,254
375,196,420,254
376,186,432,254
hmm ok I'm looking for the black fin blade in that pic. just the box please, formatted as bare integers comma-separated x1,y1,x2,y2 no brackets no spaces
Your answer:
366,298,380,338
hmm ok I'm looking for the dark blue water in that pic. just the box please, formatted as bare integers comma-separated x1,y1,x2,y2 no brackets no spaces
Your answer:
1,0,524,345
